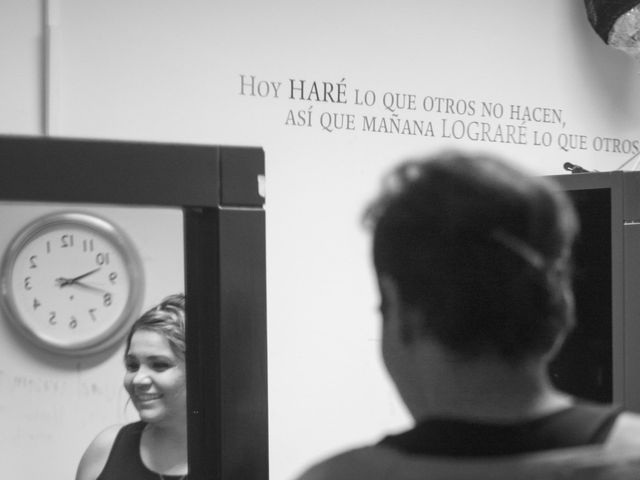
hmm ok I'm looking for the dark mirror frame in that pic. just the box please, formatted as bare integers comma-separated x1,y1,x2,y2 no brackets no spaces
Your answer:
546,171,640,413
0,135,268,480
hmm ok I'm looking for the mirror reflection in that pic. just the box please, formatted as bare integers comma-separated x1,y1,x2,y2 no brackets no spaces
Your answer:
0,201,185,479
76,294,187,480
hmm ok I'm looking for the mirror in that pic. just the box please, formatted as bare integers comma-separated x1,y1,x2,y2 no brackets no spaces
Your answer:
0,136,267,480
0,201,185,478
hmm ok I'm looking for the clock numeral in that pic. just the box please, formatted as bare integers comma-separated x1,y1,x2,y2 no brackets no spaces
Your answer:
96,252,110,266
46,241,51,254
89,308,97,321
33,298,41,310
29,255,37,269
61,234,74,248
49,311,57,325
69,316,78,329
24,277,32,290
109,272,118,284
103,293,112,307
83,238,95,252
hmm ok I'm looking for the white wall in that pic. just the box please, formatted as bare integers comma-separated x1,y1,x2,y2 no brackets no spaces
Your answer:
0,0,40,134
1,1,640,479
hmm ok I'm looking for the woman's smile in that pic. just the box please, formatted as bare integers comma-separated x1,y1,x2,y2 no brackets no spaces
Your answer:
134,392,163,403
123,330,187,425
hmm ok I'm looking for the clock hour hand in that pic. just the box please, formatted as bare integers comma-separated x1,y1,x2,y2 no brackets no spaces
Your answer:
68,267,102,283
55,277,73,288
55,268,101,288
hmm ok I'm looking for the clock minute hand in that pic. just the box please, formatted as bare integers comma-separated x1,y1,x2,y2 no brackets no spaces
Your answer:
72,281,110,295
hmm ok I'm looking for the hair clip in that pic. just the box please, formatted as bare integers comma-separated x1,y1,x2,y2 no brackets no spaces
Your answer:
491,229,546,270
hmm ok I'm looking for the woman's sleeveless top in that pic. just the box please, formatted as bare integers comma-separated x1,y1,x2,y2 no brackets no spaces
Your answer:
97,422,185,480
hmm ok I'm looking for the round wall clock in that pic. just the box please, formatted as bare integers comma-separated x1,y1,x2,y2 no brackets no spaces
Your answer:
0,212,144,356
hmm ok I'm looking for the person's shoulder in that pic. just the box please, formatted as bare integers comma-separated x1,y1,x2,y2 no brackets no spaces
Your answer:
295,445,402,480
75,424,125,480
296,444,640,480
607,410,640,450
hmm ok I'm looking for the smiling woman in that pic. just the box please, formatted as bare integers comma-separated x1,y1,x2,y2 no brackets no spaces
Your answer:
75,294,188,480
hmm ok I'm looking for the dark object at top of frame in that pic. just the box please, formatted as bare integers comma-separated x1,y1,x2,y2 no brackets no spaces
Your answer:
0,135,265,208
584,0,640,43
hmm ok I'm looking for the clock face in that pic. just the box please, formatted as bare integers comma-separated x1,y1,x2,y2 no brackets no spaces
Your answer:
1,212,144,355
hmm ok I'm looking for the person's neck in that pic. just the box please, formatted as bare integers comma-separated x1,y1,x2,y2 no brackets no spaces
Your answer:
141,420,189,475
145,418,188,445
398,346,573,423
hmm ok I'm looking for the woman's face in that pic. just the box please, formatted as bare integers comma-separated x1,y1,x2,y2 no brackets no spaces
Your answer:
124,329,186,426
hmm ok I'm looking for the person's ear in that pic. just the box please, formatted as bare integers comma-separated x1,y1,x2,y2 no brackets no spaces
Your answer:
378,275,417,344
378,274,401,320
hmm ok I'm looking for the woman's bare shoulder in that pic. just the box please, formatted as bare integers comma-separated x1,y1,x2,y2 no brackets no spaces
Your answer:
607,411,640,449
75,424,123,480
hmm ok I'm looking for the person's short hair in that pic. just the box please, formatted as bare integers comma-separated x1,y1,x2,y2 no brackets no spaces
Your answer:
124,293,186,361
364,151,579,360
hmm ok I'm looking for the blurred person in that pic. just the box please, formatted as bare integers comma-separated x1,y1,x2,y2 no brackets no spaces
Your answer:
297,151,640,480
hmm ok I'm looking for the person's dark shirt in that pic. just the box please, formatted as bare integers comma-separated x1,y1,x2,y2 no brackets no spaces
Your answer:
379,403,623,457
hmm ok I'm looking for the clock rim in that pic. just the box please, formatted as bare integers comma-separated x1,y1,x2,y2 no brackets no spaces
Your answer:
0,211,145,356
